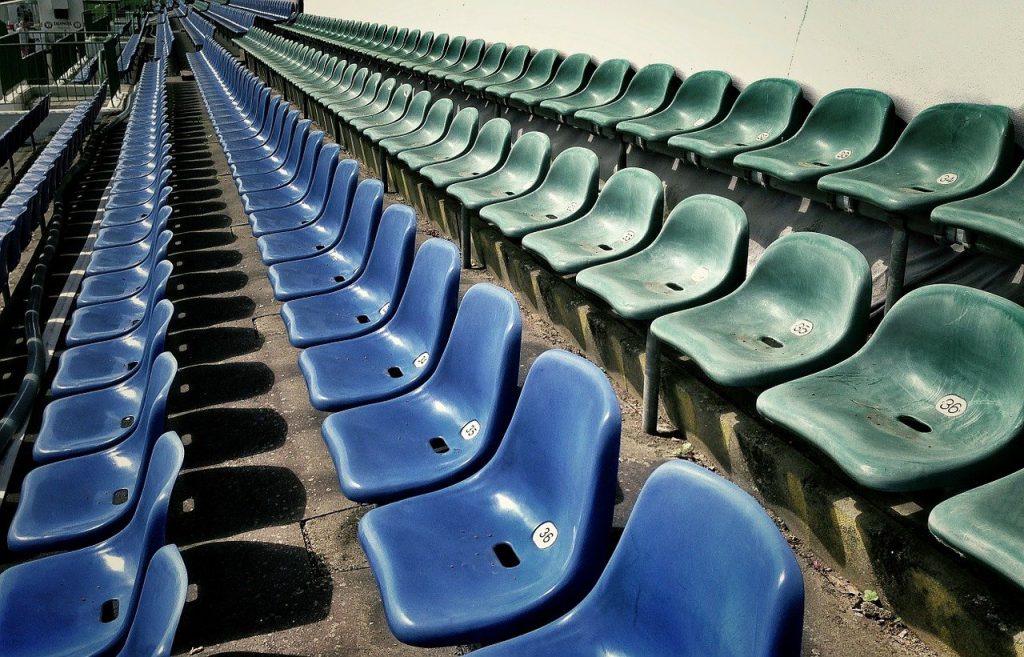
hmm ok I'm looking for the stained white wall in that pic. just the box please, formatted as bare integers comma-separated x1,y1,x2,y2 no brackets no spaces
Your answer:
304,0,1024,135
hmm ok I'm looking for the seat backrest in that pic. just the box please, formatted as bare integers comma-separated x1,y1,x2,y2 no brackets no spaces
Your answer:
725,77,803,127
494,44,531,77
115,545,188,657
657,194,748,288
795,87,895,153
547,52,593,89
385,238,461,340
402,90,433,125
458,38,486,69
618,63,679,106
409,31,434,58
335,178,384,266
424,33,450,60
142,299,175,363
578,58,634,100
586,167,664,231
438,35,467,65
670,69,735,125
476,41,507,74
303,143,341,207
325,161,368,234
500,130,551,180
465,118,512,162
359,205,418,302
538,147,600,210
591,460,804,657
519,48,559,82
416,98,455,137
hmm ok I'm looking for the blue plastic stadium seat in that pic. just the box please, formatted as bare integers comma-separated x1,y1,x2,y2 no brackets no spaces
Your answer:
65,260,173,347
235,129,323,197
323,284,522,503
249,158,357,237
472,460,805,657
266,179,383,301
50,299,173,398
297,239,460,411
281,205,417,347
8,354,176,553
114,545,188,657
359,349,621,646
94,204,173,251
0,433,183,657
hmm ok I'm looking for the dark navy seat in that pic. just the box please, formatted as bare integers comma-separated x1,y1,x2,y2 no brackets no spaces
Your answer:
281,205,417,347
298,239,460,411
472,460,805,657
359,349,621,646
323,284,521,503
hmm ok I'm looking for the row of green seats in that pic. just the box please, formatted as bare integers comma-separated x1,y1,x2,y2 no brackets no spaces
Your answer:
250,19,1024,594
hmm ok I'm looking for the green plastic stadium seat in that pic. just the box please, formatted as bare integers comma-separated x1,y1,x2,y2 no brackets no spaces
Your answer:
427,38,485,82
412,35,466,75
420,118,512,189
521,168,663,274
363,90,432,143
397,107,480,172
484,49,560,103
617,70,735,150
576,195,747,320
818,103,1015,217
349,84,413,132
931,160,1024,254
464,45,531,93
397,33,449,72
447,132,552,211
507,53,593,112
444,42,508,87
665,78,803,167
573,64,681,136
537,59,634,123
479,147,600,238
382,30,432,65
757,285,1024,492
648,232,870,395
380,98,454,157
929,469,1024,591
734,88,897,193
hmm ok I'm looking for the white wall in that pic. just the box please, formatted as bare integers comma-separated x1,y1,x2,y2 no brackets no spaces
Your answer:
305,0,1024,135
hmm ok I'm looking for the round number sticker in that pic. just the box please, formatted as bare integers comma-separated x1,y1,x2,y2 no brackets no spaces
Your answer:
693,117,706,127
937,173,958,185
621,230,636,242
566,201,577,212
378,302,390,315
935,394,967,417
461,420,481,440
413,352,430,368
790,319,814,336
691,266,709,282
835,149,852,160
755,132,770,142
532,522,558,549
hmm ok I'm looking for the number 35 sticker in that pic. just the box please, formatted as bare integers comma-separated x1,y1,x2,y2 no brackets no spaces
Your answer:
532,522,558,549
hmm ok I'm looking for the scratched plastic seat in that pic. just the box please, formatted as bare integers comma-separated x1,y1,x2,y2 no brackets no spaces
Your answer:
359,349,621,646
443,41,507,87
536,59,634,123
931,161,1024,253
396,106,479,172
651,232,870,388
573,63,681,136
0,432,183,657
471,459,805,657
463,45,532,93
248,156,356,237
298,239,460,411
240,137,334,213
77,231,171,307
757,285,1024,492
427,38,485,83
734,88,897,188
665,78,804,166
50,299,173,398
255,161,360,264
114,544,188,657
818,103,1015,216
420,118,512,189
281,205,417,347
522,167,663,274
9,354,176,553
267,179,383,301
326,72,386,120
324,284,522,503
379,98,454,158
617,70,734,148
363,89,432,145
447,131,552,213
335,79,403,141
929,469,1024,591
349,83,414,134
576,195,748,320
507,53,593,113
484,49,560,104
66,260,173,347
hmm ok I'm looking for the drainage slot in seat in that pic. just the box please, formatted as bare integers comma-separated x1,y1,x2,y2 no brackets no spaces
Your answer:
120,415,135,429
907,186,933,193
315,244,325,250
429,437,450,454
356,314,371,324
665,282,684,292
544,213,557,219
503,190,515,196
333,275,346,283
112,488,129,505
101,599,120,623
808,161,830,167
897,415,932,433
493,542,520,568
126,361,139,370
597,244,612,251
387,366,403,378
759,336,784,349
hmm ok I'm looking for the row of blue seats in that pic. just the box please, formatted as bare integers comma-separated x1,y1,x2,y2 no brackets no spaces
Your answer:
189,36,807,653
0,95,48,176
154,9,174,59
246,24,1024,592
181,7,216,48
119,31,144,74
0,55,187,657
203,2,256,35
0,88,105,299
229,0,295,22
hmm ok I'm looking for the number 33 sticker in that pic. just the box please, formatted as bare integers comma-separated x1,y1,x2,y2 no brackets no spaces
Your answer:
532,522,558,549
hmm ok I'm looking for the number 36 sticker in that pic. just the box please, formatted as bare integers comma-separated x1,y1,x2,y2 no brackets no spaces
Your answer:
935,394,967,417
532,522,558,549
